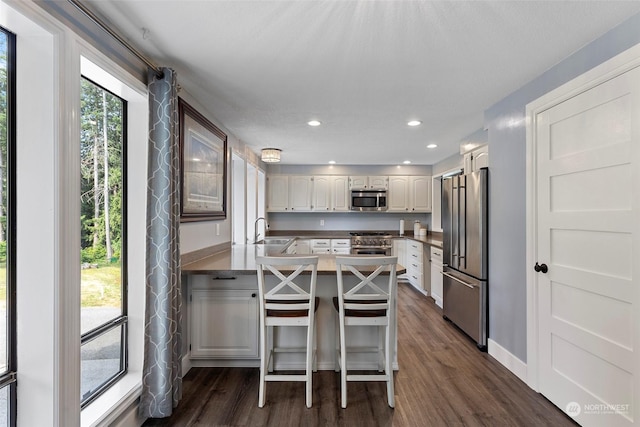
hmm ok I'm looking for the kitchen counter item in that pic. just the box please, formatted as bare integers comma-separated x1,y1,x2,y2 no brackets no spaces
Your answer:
413,221,421,236
399,219,405,236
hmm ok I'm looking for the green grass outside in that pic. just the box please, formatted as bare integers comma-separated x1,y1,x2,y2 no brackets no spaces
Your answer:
0,265,121,308
81,265,122,307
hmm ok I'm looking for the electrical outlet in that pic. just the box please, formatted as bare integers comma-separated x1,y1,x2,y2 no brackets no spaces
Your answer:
216,223,220,236
320,219,325,226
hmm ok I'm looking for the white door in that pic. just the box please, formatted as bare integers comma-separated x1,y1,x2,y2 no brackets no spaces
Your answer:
533,66,639,426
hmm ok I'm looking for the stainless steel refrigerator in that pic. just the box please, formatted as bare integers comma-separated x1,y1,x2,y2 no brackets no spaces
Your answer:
442,168,488,350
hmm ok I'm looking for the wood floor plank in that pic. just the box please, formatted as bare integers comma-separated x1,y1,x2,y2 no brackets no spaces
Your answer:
143,282,577,426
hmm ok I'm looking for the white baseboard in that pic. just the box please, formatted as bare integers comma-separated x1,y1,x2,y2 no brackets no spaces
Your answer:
182,353,193,376
488,338,527,383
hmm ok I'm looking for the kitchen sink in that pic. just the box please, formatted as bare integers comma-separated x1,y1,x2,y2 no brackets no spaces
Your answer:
255,237,292,245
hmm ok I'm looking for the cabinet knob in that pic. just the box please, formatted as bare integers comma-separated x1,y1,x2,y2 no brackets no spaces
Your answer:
251,293,256,298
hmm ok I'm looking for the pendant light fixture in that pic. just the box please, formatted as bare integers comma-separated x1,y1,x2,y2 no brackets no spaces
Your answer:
261,148,281,163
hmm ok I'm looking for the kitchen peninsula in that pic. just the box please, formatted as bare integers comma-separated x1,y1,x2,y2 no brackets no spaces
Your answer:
182,233,442,372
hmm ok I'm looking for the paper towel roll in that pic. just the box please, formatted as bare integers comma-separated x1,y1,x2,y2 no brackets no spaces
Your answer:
399,219,405,235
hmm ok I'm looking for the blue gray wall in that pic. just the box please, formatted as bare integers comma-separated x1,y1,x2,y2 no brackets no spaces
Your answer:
486,12,640,361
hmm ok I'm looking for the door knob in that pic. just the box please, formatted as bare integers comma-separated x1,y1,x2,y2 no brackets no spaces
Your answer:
534,262,548,274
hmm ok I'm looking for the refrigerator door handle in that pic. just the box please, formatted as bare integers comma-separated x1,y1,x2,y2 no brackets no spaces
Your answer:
452,176,459,268
442,271,475,289
459,175,467,269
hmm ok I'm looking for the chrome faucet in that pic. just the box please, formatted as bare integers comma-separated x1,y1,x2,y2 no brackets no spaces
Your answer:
254,217,267,243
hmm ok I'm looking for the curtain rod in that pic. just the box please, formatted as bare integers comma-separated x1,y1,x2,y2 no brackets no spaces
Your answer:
67,0,164,78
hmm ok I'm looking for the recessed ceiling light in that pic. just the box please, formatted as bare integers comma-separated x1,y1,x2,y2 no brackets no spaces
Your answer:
407,120,421,127
427,144,438,149
308,120,321,126
403,160,411,164
328,160,336,164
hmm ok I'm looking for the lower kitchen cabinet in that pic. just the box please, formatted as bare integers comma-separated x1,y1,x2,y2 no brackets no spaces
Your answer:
190,281,259,359
406,240,430,295
430,247,443,308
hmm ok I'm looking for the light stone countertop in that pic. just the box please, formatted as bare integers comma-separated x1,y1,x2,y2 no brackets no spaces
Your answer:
182,233,441,276
182,245,405,276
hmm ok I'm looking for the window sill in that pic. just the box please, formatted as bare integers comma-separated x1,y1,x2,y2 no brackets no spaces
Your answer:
81,372,142,427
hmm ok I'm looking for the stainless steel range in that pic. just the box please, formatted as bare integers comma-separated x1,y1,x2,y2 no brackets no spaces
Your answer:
349,232,393,255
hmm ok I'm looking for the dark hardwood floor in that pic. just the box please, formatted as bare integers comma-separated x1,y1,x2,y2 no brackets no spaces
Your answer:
143,283,577,426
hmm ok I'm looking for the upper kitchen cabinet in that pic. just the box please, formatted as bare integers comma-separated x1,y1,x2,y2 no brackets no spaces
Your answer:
387,176,409,211
266,175,289,211
349,176,389,190
289,175,313,211
267,175,313,212
312,175,349,212
387,176,431,212
463,145,489,174
409,176,432,212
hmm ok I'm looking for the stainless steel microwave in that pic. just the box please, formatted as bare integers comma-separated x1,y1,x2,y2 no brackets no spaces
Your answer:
350,190,388,211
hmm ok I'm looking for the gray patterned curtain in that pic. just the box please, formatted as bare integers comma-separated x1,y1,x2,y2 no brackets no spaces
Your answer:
139,67,183,418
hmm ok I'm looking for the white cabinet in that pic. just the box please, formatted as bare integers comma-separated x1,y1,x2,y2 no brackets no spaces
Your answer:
310,238,331,254
295,239,310,254
387,176,431,212
387,176,410,212
331,238,351,254
464,145,489,174
349,176,388,190
267,175,313,212
312,176,331,211
330,176,350,211
312,176,349,212
409,176,432,212
289,175,313,211
392,239,406,270
406,240,429,295
266,175,289,212
190,286,259,359
430,247,443,308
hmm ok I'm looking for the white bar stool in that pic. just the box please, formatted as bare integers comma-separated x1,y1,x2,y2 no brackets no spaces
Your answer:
255,256,319,408
333,255,397,409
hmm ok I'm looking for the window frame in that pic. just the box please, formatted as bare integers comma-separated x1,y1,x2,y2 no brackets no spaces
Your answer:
79,76,129,409
0,25,17,426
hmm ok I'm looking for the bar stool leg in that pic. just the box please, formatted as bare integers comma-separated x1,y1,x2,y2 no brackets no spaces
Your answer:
385,324,395,408
259,322,267,408
340,319,348,409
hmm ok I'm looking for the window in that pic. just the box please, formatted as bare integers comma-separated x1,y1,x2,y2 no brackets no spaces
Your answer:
0,26,16,427
80,77,127,407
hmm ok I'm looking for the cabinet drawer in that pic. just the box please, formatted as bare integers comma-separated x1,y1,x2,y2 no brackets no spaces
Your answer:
331,239,351,248
311,239,331,248
407,240,423,252
430,247,443,259
312,248,331,254
407,259,422,272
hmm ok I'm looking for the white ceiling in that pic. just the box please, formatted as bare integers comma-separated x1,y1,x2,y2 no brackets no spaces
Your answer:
87,0,640,165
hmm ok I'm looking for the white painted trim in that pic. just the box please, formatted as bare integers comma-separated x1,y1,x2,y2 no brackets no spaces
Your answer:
525,41,640,395
182,354,193,377
488,339,527,384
